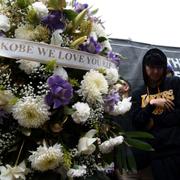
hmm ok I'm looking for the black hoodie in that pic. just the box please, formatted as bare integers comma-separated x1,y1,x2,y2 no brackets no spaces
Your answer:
131,48,180,157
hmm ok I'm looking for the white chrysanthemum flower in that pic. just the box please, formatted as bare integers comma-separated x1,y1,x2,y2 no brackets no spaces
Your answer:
17,59,40,74
67,165,87,178
99,136,124,154
105,67,119,85
0,14,10,32
53,66,68,80
0,161,27,180
12,96,50,128
110,97,132,116
80,70,108,104
15,25,35,40
92,22,107,39
31,1,48,18
51,30,64,45
78,129,97,155
29,143,63,171
71,102,90,124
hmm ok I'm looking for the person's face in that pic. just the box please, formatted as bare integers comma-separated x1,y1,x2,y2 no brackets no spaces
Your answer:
145,65,164,82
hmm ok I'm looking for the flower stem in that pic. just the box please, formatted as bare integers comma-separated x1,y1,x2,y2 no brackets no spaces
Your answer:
15,140,25,166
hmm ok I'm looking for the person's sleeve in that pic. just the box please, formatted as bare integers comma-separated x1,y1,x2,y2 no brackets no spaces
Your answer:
131,90,156,130
156,77,180,127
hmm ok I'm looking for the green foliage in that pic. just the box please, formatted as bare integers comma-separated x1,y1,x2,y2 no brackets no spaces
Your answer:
63,148,72,168
8,97,19,105
64,106,75,115
0,85,4,90
27,8,40,25
72,9,87,31
126,131,154,139
114,144,137,173
70,36,87,49
63,9,78,21
45,59,57,73
16,0,30,8
69,78,80,87
125,138,154,151
98,37,107,43
48,0,66,10
91,8,99,15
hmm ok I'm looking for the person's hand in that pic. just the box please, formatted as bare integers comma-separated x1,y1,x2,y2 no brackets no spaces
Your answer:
150,98,174,111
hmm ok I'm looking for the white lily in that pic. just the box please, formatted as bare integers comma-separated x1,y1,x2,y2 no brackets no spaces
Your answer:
0,161,27,180
51,30,64,46
78,129,97,155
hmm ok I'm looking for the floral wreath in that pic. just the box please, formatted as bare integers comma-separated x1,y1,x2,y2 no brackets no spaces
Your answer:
0,0,153,179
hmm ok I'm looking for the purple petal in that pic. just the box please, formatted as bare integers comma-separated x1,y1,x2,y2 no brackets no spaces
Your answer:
45,92,54,106
41,10,66,31
53,98,62,109
52,86,63,94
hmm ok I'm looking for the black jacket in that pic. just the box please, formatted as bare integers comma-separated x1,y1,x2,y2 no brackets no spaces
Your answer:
131,76,180,155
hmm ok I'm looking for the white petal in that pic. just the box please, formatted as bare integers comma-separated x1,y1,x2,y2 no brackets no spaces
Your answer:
86,138,97,146
85,129,97,138
78,137,88,152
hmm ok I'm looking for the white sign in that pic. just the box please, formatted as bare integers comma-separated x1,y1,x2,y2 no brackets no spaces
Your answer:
0,38,116,70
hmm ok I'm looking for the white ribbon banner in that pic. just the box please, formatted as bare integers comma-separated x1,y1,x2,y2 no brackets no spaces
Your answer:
0,38,117,70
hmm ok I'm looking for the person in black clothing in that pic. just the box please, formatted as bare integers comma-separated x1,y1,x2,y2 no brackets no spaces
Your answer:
166,64,174,77
131,48,180,180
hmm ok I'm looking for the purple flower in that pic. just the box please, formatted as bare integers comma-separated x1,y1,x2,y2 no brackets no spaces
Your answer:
108,52,121,66
79,37,101,54
0,31,6,37
73,0,88,13
41,10,66,31
104,91,120,113
45,75,73,109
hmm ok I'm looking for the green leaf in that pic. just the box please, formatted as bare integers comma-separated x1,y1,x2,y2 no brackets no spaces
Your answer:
70,36,87,49
91,8,99,15
121,145,128,171
0,85,4,90
63,9,78,21
69,78,79,87
45,59,57,72
98,36,107,43
125,138,154,151
72,8,87,31
27,8,39,25
64,106,75,115
114,145,123,171
126,131,154,139
126,147,137,172
48,0,66,10
8,97,19,105
16,0,30,8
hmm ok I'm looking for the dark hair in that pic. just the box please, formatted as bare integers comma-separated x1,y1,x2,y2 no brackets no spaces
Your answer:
143,48,167,68
142,48,167,85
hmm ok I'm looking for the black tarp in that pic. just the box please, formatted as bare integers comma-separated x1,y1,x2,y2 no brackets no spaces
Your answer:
111,38,180,88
